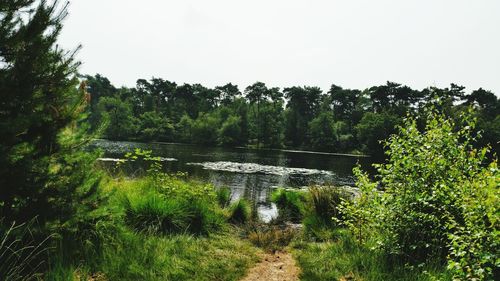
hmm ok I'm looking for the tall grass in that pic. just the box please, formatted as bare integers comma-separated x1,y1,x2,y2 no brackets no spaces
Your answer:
292,229,451,281
270,188,307,223
302,186,351,240
43,175,260,280
123,193,191,235
215,187,232,208
228,199,252,224
46,225,259,281
0,219,52,281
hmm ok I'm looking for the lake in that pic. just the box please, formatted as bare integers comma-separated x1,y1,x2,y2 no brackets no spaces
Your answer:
90,139,374,221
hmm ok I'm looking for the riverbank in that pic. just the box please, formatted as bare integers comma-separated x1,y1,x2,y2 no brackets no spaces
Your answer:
41,174,453,281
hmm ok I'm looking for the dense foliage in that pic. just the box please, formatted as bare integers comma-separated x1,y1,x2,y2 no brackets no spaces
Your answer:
339,110,499,280
0,0,100,228
85,75,499,156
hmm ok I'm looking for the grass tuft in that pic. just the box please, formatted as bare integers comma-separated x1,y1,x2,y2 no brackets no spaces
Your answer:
228,199,252,225
245,222,299,253
215,187,232,208
270,188,307,223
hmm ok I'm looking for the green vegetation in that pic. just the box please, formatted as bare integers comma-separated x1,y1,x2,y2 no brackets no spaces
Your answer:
228,199,252,225
282,110,499,281
215,187,232,208
271,188,307,223
292,229,452,281
40,167,259,280
84,73,500,156
47,223,258,281
1,1,498,280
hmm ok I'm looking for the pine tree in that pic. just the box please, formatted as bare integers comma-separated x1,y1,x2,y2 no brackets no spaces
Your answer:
0,0,99,225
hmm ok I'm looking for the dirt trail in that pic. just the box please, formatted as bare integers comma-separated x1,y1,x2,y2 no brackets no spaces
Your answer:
241,251,300,281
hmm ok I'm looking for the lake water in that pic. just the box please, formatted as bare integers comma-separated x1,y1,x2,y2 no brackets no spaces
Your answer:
90,140,374,221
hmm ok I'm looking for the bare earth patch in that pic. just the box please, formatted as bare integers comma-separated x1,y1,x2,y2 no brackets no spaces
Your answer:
241,251,300,281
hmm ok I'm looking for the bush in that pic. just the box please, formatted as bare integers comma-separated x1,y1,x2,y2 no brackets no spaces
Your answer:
124,191,224,236
228,199,252,225
271,188,307,223
447,163,499,280
341,109,499,279
184,199,225,235
118,168,225,236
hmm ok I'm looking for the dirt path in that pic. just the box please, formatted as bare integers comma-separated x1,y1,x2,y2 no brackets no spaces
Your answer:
241,251,300,281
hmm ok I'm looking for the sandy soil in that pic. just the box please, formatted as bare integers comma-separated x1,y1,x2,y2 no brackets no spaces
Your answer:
240,251,300,281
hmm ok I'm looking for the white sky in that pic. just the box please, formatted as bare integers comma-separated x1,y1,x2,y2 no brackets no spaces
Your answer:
59,0,500,94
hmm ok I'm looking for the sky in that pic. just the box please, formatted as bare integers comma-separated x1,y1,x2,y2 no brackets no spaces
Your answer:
58,0,500,94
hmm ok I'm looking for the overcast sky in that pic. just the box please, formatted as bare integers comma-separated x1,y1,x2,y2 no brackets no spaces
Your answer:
58,0,500,94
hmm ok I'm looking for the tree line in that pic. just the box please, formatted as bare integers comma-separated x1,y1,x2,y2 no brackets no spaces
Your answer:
86,75,500,157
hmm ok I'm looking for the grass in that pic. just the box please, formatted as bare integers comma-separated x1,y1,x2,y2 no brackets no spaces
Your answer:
228,199,252,225
291,229,452,281
216,187,232,208
267,186,453,280
270,188,307,223
42,176,260,280
46,227,259,281
27,173,456,280
245,222,299,253
303,186,351,241
0,219,52,280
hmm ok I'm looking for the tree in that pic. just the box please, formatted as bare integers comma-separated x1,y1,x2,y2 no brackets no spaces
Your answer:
245,82,268,147
137,111,174,142
0,0,99,223
308,112,338,151
328,84,360,121
191,113,219,145
216,83,241,106
284,86,323,147
84,74,118,129
464,88,499,116
175,114,194,143
355,112,400,157
97,97,137,140
218,115,242,146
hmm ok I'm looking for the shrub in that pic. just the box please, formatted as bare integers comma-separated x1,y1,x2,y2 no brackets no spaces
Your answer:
228,199,252,225
447,162,499,280
184,199,225,235
341,108,499,279
271,188,307,223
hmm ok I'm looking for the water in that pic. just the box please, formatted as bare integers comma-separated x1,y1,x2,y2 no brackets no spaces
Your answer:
90,139,374,221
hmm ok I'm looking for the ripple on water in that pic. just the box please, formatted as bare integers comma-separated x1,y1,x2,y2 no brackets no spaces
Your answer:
97,157,177,162
187,161,334,176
